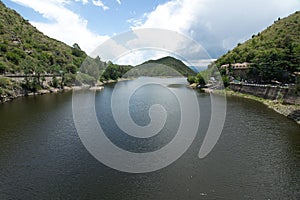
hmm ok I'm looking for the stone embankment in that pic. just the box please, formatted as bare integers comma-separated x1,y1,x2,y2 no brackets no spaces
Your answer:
229,83,300,104
189,83,300,125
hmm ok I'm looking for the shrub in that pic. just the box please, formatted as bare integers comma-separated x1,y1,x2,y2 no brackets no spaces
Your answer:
222,76,230,87
6,52,20,65
187,76,196,84
76,72,96,85
0,77,12,88
0,43,7,52
64,73,76,86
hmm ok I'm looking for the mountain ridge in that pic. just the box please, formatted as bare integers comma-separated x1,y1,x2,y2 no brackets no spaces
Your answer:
136,56,197,77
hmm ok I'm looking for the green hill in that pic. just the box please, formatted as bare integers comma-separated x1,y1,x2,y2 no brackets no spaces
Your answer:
0,0,89,92
0,1,87,74
133,56,196,77
215,11,300,84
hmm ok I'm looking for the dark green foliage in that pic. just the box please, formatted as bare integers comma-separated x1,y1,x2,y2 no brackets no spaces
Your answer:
215,11,300,84
101,63,133,81
196,73,206,85
187,76,196,84
66,64,78,74
222,76,230,87
0,43,7,52
64,73,76,86
6,51,20,65
72,43,85,57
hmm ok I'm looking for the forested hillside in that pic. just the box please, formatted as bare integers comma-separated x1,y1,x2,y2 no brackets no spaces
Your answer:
215,11,300,84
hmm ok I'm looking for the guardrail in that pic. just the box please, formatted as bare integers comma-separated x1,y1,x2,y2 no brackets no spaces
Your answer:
230,82,290,89
2,73,61,78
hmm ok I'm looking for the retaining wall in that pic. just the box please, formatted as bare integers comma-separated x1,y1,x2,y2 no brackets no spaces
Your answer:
229,83,300,105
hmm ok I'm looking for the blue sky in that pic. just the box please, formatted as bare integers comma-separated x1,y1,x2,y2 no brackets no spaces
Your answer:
2,0,300,66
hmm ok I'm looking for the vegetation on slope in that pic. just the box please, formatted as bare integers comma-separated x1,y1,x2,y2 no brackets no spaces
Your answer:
188,11,300,87
0,1,87,73
215,11,300,84
137,56,196,77
0,0,89,92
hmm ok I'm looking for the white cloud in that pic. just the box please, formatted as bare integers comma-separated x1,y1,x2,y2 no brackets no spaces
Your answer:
11,0,109,54
115,50,171,66
92,0,109,10
116,0,121,5
75,0,89,5
132,0,300,58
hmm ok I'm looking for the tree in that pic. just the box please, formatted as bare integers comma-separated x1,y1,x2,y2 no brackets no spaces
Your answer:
187,76,196,84
222,76,230,87
196,73,206,85
72,43,84,57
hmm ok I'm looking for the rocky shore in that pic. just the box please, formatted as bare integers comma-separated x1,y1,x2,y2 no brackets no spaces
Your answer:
202,88,300,125
0,77,133,103
0,85,104,103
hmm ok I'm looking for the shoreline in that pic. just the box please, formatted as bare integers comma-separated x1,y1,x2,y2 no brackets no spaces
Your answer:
203,88,300,125
0,86,90,103
3,78,300,126
0,77,135,104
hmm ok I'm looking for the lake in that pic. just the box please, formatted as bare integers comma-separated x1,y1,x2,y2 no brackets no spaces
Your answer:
0,77,299,199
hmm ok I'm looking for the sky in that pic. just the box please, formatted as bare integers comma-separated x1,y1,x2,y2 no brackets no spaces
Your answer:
2,0,300,66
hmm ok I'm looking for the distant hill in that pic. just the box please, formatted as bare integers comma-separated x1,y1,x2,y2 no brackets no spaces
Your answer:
133,56,196,77
215,11,300,83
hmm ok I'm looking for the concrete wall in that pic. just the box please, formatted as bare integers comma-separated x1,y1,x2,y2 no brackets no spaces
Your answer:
229,83,300,105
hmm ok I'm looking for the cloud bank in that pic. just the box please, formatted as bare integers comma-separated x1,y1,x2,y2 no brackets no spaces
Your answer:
132,0,300,58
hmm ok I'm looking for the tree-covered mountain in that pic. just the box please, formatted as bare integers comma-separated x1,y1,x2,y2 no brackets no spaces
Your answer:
134,56,196,77
215,11,300,84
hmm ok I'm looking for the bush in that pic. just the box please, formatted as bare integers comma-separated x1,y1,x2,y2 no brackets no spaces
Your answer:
0,43,7,52
196,73,206,85
0,77,12,88
66,64,78,74
64,73,76,86
12,48,26,59
222,76,230,87
187,76,196,84
6,52,20,65
76,72,96,85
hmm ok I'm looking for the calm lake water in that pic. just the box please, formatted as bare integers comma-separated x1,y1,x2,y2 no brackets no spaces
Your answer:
0,77,299,199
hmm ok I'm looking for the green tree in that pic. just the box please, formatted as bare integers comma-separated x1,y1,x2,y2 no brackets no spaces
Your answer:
187,76,196,84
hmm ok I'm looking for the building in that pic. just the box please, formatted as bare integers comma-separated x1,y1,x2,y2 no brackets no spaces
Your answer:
220,62,251,80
